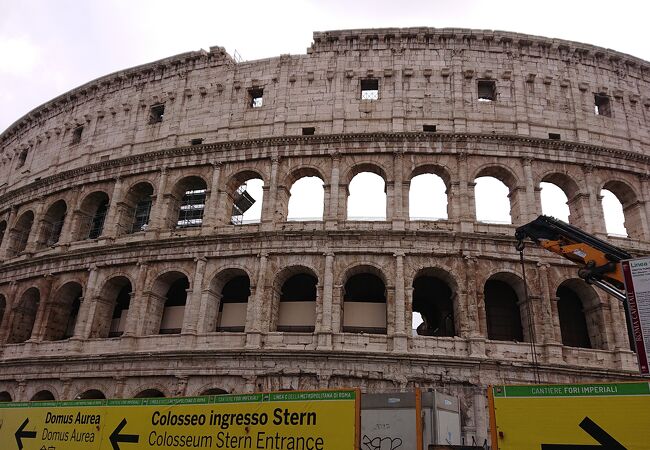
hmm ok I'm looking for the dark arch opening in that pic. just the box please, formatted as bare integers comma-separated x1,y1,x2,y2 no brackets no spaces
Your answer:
122,182,154,234
412,276,455,337
217,275,250,332
557,285,592,349
76,389,106,400
159,276,189,334
77,192,110,240
38,200,67,247
8,287,40,343
110,284,132,337
31,390,55,401
277,273,317,332
9,211,34,255
0,220,6,248
0,295,5,334
485,279,523,342
200,388,228,396
343,273,386,334
0,391,12,402
134,389,165,398
44,282,83,341
174,176,207,228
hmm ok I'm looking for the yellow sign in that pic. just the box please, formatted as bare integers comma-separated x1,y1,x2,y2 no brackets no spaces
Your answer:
0,389,359,450
489,382,650,449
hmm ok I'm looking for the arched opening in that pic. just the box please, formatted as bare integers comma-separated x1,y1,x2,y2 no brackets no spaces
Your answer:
484,276,524,342
277,273,317,332
76,389,106,400
37,200,67,248
231,178,264,225
200,388,228,396
134,389,165,398
89,276,132,338
76,192,110,240
287,176,324,221
0,220,6,248
601,188,628,237
0,391,12,402
557,285,591,349
557,279,605,349
409,173,448,220
412,273,455,337
347,172,386,221
173,176,207,228
8,211,34,255
119,182,154,234
43,282,83,341
31,390,55,401
474,177,511,224
156,274,189,334
540,182,570,223
8,287,40,343
343,271,386,334
216,275,250,332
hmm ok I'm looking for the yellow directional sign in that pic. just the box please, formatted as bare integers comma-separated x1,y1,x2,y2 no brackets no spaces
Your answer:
0,389,359,450
489,382,650,449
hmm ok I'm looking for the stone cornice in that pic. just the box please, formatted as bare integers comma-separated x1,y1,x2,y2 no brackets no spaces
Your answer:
1,132,647,207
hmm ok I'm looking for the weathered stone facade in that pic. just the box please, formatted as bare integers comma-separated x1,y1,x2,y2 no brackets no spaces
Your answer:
0,28,648,443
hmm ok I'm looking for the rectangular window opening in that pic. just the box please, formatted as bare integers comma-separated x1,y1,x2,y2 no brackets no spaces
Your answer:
548,133,561,140
423,124,437,133
302,127,315,135
361,79,379,100
71,126,83,144
149,104,165,124
478,80,497,102
249,88,264,108
594,94,611,117
17,149,28,168
190,138,204,145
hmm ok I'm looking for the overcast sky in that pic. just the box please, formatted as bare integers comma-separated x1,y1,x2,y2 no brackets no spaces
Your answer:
1,0,648,132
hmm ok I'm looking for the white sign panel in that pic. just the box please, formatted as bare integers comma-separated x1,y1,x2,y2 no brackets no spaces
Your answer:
622,256,650,376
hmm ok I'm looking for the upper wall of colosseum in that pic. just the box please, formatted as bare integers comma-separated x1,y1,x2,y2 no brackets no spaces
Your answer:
0,27,649,192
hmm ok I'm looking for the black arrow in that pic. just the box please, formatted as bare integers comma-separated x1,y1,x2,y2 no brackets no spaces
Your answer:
541,416,626,449
110,418,140,450
15,418,36,450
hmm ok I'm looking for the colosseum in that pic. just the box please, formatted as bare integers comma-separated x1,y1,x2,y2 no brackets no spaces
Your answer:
0,27,648,444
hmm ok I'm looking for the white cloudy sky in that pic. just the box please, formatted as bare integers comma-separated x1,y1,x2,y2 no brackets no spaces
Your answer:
0,0,637,233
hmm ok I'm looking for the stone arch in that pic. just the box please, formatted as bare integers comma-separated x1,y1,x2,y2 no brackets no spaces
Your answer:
601,179,644,239
42,281,83,341
225,170,265,225
408,164,451,221
412,267,459,337
284,167,326,221
133,388,166,398
169,175,208,229
341,264,387,334
199,387,229,396
8,210,34,256
473,164,520,224
117,181,155,234
483,272,527,342
556,278,606,350
271,265,319,332
0,391,12,402
345,163,388,221
8,286,40,343
209,267,251,332
147,270,191,335
75,389,106,399
90,275,133,338
539,172,582,224
36,199,67,248
74,191,110,240
31,389,56,401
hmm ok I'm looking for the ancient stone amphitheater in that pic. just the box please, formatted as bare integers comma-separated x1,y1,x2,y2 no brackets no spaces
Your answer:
0,27,648,443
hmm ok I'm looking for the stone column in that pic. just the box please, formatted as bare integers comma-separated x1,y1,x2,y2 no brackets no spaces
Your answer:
456,153,475,232
391,151,405,229
103,177,125,238
246,253,268,348
0,206,17,259
123,262,148,336
261,156,279,229
24,199,46,254
393,252,407,352
464,255,485,357
182,257,207,334
317,252,334,349
641,175,650,241
149,167,169,231
582,165,607,236
202,162,222,228
521,158,537,223
72,265,99,339
325,153,341,228
0,281,18,343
